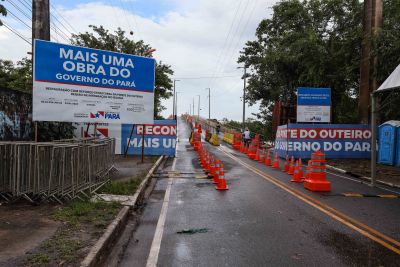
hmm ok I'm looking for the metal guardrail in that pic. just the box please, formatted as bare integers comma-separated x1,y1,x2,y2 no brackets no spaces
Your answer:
0,138,115,203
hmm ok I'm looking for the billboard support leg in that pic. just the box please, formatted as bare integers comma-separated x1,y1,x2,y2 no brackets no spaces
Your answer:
124,124,135,158
93,123,97,138
34,122,38,142
141,124,145,163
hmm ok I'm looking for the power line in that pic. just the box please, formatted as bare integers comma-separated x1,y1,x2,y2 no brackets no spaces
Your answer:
207,0,243,88
6,9,31,29
215,0,251,78
220,0,259,74
50,3,79,34
6,0,31,20
17,0,31,11
1,20,31,45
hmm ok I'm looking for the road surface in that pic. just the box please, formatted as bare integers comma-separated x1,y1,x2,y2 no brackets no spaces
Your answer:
118,118,400,266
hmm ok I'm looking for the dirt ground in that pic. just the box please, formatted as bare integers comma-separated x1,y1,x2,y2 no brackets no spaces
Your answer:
329,159,400,186
0,155,159,267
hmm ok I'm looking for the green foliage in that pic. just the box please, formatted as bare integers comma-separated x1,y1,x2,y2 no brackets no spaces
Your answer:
99,178,143,195
238,0,363,124
54,200,121,227
0,0,6,17
37,121,76,142
222,117,273,141
71,25,174,119
0,58,32,93
28,253,50,266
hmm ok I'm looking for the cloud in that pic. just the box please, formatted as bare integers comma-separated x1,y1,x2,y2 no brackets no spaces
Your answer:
0,0,278,121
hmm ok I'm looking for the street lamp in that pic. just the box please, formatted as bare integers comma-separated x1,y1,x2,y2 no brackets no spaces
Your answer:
173,79,180,119
238,66,247,130
197,95,201,120
175,91,181,118
205,88,210,120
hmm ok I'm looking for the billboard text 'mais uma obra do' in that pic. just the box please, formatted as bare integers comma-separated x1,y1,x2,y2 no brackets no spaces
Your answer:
33,40,155,124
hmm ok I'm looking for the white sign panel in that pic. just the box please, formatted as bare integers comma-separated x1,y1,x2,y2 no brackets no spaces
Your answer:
297,87,331,123
33,40,155,124
297,105,331,123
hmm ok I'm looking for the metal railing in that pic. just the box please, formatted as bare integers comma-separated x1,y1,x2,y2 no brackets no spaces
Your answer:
0,138,115,203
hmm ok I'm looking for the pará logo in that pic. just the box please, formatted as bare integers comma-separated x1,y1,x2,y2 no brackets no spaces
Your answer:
89,111,120,120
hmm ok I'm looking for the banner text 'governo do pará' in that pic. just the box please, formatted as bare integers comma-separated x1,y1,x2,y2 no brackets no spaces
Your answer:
33,40,155,124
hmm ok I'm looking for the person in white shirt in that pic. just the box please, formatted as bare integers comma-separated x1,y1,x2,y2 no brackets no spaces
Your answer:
243,128,251,147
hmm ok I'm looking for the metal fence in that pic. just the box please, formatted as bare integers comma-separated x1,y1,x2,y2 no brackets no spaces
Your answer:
0,138,115,203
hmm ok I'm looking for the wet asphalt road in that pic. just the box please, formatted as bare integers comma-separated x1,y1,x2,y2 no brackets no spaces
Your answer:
119,118,400,267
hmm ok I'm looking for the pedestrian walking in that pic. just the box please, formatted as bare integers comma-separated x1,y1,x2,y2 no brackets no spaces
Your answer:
243,127,251,148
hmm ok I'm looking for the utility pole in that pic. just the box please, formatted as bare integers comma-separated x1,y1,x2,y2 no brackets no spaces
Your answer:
173,79,180,120
238,66,247,130
32,0,50,142
359,0,382,123
193,98,195,119
197,95,200,120
189,104,191,116
175,92,180,118
205,88,210,120
33,0,50,41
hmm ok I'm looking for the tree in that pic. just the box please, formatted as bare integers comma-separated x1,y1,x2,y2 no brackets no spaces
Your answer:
238,0,363,125
0,58,32,93
71,25,174,119
0,0,6,17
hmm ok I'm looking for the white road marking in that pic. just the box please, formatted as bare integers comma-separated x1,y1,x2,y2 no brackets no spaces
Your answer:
145,177,173,267
146,122,180,267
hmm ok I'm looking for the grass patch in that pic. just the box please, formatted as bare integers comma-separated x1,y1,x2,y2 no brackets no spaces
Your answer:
99,178,143,195
53,200,121,227
28,253,50,266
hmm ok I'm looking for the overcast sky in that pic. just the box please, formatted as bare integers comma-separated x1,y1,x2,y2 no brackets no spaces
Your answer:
0,0,278,121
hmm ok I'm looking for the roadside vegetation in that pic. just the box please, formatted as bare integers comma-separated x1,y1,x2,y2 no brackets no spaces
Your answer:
26,200,121,266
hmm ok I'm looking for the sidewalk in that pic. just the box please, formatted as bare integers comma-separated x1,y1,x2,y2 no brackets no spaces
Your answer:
328,159,400,187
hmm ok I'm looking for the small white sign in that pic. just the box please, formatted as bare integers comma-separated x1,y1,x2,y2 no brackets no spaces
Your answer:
297,105,330,123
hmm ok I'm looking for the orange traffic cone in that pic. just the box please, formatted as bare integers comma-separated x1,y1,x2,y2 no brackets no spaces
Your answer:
204,153,211,173
216,164,228,190
287,156,295,175
254,149,260,161
259,149,265,163
265,149,272,166
208,156,215,178
212,159,221,184
304,151,330,192
283,155,290,172
298,158,305,181
291,160,302,183
305,160,312,180
272,153,280,169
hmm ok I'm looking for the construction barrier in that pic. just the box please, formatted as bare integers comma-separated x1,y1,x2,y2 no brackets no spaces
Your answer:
209,133,220,146
304,151,331,192
223,133,234,145
0,138,115,203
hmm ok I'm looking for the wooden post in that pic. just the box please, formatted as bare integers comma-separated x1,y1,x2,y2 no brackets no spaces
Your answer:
141,124,145,163
124,124,135,157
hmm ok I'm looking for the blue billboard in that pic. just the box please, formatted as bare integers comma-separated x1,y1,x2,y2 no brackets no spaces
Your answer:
274,123,371,159
122,120,177,156
297,87,331,105
33,40,155,124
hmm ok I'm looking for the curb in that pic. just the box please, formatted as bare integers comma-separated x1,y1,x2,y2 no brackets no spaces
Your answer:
326,164,400,189
80,155,165,267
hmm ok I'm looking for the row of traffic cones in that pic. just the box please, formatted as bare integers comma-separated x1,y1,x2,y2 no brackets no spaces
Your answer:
251,148,331,192
196,142,228,190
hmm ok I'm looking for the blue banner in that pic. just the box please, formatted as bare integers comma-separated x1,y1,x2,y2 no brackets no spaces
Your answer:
274,123,371,159
297,87,331,106
122,120,177,156
34,40,155,92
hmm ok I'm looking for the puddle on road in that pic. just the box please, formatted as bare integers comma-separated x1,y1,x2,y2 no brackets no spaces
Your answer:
175,241,191,261
318,229,400,266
